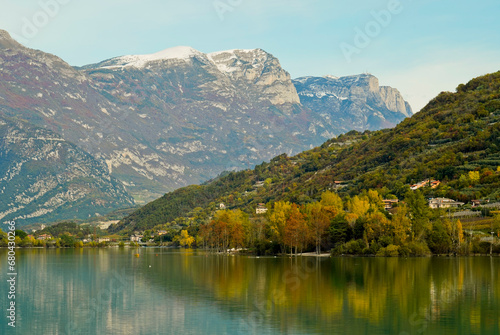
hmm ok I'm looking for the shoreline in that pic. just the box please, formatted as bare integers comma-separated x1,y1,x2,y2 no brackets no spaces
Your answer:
2,247,499,258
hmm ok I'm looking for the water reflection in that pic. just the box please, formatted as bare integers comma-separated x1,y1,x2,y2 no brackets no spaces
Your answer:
0,249,498,334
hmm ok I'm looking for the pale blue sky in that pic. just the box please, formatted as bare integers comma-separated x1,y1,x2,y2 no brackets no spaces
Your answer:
1,0,499,111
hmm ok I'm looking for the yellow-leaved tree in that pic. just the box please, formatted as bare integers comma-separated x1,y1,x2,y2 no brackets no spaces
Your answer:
284,204,307,255
269,201,292,252
346,195,370,228
391,204,411,245
178,230,195,248
305,202,330,254
320,191,344,218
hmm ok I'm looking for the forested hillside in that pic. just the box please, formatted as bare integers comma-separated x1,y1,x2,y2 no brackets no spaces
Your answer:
113,71,500,236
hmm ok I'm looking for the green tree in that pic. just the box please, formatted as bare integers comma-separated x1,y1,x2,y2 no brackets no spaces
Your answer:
15,230,28,240
59,234,76,247
405,190,431,241
329,214,351,246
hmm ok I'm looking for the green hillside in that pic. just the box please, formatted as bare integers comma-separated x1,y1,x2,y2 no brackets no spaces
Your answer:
112,71,500,235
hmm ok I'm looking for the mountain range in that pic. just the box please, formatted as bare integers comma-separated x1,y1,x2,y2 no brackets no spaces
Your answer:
0,29,412,225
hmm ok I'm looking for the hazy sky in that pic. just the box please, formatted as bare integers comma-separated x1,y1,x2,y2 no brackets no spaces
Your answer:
1,0,499,111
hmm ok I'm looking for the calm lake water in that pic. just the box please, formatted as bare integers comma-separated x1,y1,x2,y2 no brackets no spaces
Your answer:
0,248,499,334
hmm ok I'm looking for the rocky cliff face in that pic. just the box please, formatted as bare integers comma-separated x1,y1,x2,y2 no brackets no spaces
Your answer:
0,116,134,225
293,74,412,133
0,29,412,220
81,46,316,198
207,49,300,106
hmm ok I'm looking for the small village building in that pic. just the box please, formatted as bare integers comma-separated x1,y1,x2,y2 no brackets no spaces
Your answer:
410,179,441,191
253,181,265,188
430,180,441,189
382,199,399,210
332,181,348,190
256,203,268,215
130,235,143,242
471,199,490,207
429,198,464,209
219,203,226,210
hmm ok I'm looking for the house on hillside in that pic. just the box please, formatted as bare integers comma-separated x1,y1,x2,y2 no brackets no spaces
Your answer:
430,180,441,189
429,198,464,209
130,235,143,243
383,199,399,210
256,203,268,215
253,181,265,188
332,181,348,190
37,234,52,240
410,179,441,191
219,203,226,210
471,199,490,207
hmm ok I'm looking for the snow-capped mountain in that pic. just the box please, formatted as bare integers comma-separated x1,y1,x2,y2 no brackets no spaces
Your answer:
0,29,412,223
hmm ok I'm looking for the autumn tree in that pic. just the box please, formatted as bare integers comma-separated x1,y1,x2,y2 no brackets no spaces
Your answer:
390,204,411,245
284,204,307,255
468,171,480,185
364,211,390,243
320,191,344,217
493,214,500,238
268,201,292,252
228,209,246,250
346,195,370,228
178,230,195,248
305,202,329,254
366,189,384,212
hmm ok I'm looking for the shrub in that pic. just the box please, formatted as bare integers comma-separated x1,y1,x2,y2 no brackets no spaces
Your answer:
376,244,400,257
331,239,365,255
343,239,364,255
399,241,431,256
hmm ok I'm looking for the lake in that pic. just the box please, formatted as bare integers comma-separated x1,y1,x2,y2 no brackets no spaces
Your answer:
0,248,499,334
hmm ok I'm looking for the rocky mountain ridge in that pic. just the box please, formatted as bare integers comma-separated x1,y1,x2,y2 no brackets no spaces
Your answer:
0,29,412,223
293,74,412,133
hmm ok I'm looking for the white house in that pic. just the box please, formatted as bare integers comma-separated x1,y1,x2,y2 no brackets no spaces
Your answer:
429,198,464,209
256,204,268,214
130,235,143,242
